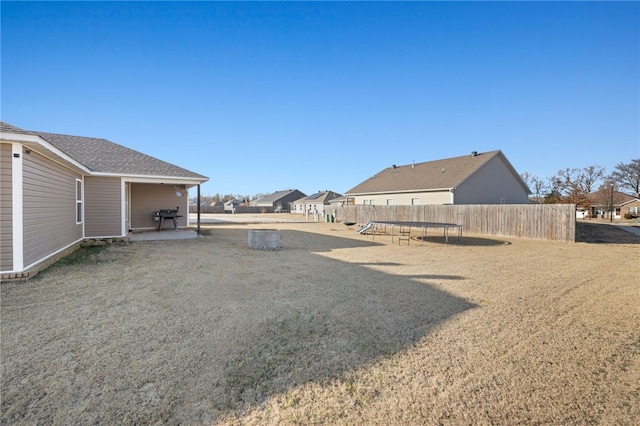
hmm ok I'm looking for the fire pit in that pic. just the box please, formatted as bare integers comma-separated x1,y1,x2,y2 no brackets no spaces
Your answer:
153,208,183,231
248,229,281,250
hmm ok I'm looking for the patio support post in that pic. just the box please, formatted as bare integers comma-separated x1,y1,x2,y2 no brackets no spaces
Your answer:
197,184,201,235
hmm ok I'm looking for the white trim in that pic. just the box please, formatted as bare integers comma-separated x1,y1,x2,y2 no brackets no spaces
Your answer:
76,178,84,225
93,173,206,185
20,237,84,273
121,179,128,236
11,143,24,271
1,132,207,184
1,132,91,173
619,198,640,207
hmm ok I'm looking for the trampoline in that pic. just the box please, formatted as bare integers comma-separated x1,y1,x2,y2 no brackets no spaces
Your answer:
358,221,462,244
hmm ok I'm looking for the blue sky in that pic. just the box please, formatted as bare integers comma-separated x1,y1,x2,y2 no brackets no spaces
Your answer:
2,1,638,198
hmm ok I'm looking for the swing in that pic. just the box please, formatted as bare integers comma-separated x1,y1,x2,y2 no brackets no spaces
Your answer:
341,204,356,226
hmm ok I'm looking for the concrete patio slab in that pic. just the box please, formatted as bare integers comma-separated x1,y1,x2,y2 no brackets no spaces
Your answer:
129,230,199,241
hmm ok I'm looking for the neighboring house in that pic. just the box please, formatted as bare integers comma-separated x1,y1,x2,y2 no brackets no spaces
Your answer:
344,150,530,205
292,190,343,214
585,189,640,219
1,122,208,278
250,189,306,212
327,195,346,208
620,198,640,218
224,198,241,212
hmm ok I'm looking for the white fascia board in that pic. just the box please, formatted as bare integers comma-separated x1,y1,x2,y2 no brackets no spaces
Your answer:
1,132,91,174
92,172,207,186
618,198,640,207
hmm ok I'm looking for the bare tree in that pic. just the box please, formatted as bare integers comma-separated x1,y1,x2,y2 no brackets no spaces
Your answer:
595,180,619,220
544,177,562,204
552,165,605,207
611,159,640,198
531,176,546,203
520,172,546,203
580,165,605,194
520,172,534,190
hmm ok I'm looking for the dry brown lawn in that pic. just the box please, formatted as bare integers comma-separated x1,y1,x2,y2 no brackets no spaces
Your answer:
2,220,639,425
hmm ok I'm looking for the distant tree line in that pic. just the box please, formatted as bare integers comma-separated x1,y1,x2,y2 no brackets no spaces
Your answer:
520,159,640,209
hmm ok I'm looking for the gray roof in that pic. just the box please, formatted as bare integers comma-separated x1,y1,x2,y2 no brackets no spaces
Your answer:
295,190,343,204
0,122,23,132
346,150,519,194
252,189,305,205
1,122,207,180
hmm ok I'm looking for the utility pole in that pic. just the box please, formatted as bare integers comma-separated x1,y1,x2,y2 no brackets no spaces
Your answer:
610,183,614,223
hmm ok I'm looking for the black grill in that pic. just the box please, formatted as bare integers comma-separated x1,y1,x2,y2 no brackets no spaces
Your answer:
153,208,183,231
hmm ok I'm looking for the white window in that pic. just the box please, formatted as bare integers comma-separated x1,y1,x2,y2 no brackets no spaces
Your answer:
411,198,421,205
386,199,394,205
76,179,83,224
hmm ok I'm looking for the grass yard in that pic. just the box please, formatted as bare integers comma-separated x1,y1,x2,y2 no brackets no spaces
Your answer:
1,221,639,424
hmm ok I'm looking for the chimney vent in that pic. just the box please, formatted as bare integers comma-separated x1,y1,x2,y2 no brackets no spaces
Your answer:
471,151,478,157
392,164,397,169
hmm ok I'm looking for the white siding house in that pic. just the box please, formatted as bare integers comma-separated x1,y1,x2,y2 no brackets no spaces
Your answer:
1,121,208,280
292,191,343,214
344,150,530,205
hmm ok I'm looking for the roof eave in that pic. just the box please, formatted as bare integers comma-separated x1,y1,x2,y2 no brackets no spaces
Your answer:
92,172,209,185
345,187,453,196
1,131,91,174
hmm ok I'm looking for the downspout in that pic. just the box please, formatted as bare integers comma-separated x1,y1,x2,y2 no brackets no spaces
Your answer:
197,184,201,235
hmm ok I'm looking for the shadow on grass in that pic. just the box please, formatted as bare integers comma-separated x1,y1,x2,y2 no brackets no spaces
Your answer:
0,227,476,424
413,235,512,246
208,229,477,417
407,274,465,280
356,262,406,266
576,221,640,244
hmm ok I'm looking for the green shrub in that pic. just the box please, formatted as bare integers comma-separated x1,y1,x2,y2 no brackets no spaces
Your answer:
623,213,633,220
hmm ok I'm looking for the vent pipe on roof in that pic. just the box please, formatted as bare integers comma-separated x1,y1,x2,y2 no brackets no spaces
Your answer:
471,151,478,156
392,164,397,169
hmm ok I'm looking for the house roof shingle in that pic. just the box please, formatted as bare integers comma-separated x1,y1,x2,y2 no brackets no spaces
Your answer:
588,189,638,207
346,150,507,194
253,189,305,205
295,191,343,204
1,122,207,180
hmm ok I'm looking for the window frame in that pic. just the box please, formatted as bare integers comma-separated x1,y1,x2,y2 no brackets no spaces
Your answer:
76,178,83,224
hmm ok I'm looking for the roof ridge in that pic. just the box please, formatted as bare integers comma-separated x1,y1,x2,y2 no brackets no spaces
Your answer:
393,150,502,169
345,150,507,194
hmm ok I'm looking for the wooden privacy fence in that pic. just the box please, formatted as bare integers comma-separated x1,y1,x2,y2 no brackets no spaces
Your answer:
337,204,576,242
